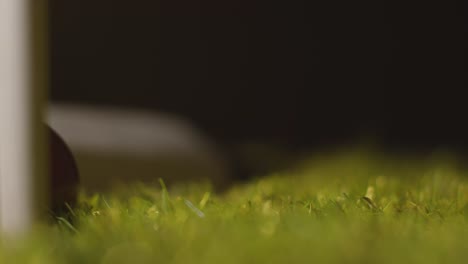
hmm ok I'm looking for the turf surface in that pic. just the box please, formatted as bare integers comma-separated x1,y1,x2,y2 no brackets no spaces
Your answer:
1,151,468,263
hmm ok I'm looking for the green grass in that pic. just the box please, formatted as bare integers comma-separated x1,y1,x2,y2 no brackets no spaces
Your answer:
1,150,468,263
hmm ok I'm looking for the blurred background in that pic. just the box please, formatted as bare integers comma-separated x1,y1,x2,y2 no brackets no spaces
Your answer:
46,0,465,191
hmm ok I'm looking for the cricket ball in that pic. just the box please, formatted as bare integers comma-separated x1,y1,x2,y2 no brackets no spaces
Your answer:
48,125,79,213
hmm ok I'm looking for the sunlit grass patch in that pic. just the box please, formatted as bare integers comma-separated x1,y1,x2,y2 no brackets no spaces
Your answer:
1,151,468,263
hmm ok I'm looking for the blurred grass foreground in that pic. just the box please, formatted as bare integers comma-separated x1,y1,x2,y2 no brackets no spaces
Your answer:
1,151,468,263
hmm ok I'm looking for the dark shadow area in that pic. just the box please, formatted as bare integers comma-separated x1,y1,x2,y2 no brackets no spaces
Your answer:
48,0,466,185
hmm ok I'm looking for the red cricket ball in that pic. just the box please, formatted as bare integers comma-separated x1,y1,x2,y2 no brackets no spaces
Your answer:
48,125,79,212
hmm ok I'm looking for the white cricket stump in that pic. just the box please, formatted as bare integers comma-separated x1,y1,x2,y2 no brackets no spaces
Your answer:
0,0,48,236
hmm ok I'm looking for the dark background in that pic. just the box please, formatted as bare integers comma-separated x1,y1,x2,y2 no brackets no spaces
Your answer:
49,1,466,160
